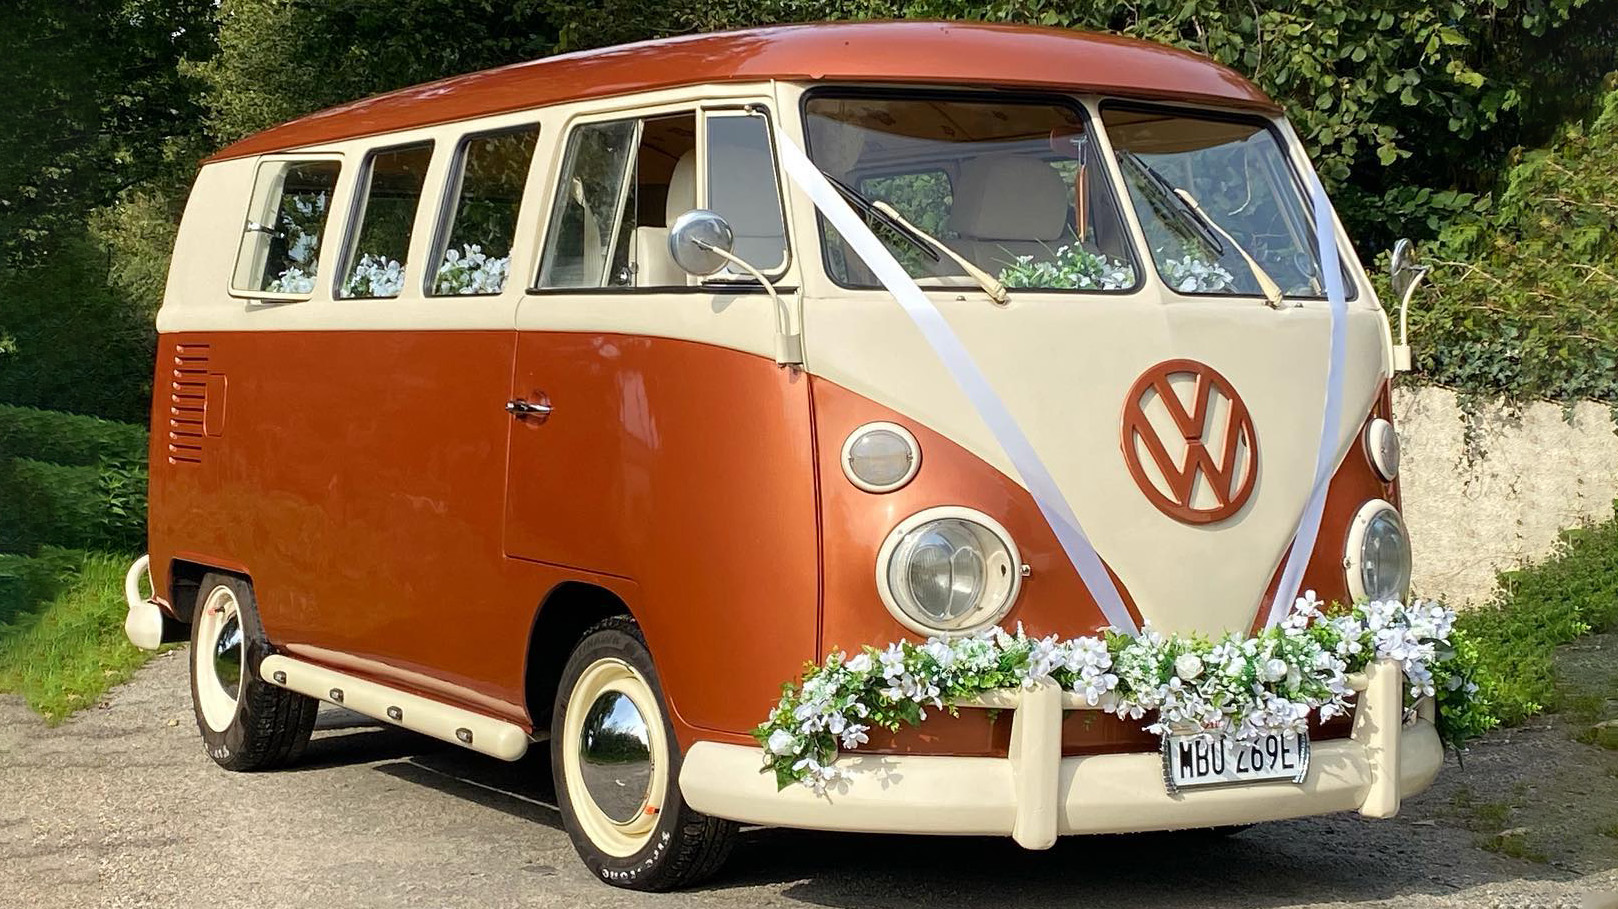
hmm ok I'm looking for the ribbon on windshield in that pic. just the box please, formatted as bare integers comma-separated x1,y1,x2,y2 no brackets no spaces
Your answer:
1263,171,1350,627
772,124,1140,637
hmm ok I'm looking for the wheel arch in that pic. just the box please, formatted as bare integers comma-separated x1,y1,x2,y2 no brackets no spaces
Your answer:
523,581,634,730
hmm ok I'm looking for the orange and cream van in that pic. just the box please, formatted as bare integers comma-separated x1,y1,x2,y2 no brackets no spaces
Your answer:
123,21,1441,889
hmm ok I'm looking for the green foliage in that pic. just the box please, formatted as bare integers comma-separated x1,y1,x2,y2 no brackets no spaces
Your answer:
0,1,216,268
0,404,148,468
0,236,157,424
0,548,81,631
0,549,160,724
0,459,148,555
0,407,149,555
190,0,559,143
1455,512,1618,727
1405,79,1618,403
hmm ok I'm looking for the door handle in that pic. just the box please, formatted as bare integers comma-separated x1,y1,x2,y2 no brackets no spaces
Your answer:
505,398,553,419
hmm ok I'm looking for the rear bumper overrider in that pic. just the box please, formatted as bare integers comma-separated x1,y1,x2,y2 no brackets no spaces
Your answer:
123,554,165,651
680,659,1442,847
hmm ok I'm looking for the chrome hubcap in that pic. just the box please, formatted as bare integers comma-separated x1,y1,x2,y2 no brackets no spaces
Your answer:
212,612,243,701
578,690,653,824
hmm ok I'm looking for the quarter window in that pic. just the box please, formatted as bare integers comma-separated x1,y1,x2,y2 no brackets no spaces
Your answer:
430,126,539,296
705,113,788,273
234,160,342,295
339,143,433,299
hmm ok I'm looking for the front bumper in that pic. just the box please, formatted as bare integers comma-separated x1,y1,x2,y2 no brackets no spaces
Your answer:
679,660,1442,848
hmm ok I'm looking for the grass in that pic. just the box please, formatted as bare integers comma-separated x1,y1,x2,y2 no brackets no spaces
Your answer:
0,549,160,724
1454,512,1618,729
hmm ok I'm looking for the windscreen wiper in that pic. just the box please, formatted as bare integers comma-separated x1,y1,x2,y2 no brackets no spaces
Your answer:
1120,152,1285,308
820,172,942,263
1119,152,1225,256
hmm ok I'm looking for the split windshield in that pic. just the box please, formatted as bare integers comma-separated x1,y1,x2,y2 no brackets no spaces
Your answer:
802,92,1345,299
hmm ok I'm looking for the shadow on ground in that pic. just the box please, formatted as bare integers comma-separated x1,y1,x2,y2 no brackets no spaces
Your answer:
295,705,1583,909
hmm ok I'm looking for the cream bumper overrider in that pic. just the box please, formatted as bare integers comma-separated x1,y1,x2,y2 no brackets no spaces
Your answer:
680,659,1442,848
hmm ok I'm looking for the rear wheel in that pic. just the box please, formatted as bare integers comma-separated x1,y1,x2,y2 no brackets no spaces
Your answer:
551,617,735,890
188,573,317,771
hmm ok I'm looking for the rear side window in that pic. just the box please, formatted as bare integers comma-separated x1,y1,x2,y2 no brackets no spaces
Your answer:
234,160,342,295
429,126,540,296
339,142,434,299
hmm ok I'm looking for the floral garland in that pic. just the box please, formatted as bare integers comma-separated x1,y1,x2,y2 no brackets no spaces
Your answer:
754,594,1485,793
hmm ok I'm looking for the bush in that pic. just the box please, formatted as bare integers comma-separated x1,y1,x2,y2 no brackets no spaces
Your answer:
1456,512,1618,726
0,458,147,554
0,404,148,467
0,547,81,631
1406,78,1618,404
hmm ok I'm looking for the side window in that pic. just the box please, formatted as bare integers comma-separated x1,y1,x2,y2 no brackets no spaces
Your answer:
339,142,433,299
429,126,539,296
705,113,788,273
538,119,641,288
233,160,342,295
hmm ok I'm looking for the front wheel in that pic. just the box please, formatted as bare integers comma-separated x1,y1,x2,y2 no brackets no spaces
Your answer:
551,617,735,890
188,572,317,771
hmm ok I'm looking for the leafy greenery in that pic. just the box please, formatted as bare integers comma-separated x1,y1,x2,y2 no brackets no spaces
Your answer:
0,404,148,468
1454,512,1618,727
0,549,160,724
1405,79,1618,404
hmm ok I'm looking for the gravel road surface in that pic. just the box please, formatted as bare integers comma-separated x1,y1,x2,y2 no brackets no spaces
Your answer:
2,649,1614,909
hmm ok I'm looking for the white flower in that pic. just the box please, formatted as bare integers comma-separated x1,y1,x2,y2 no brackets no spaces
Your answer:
845,652,873,675
839,724,870,750
1173,653,1204,681
766,729,798,756
1262,658,1289,683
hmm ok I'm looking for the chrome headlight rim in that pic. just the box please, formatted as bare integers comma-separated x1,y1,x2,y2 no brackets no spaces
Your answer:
1364,417,1400,482
1344,499,1412,603
875,505,1022,637
840,421,922,493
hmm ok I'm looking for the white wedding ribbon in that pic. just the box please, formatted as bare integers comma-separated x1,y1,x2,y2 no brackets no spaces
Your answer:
1264,172,1350,627
772,125,1140,636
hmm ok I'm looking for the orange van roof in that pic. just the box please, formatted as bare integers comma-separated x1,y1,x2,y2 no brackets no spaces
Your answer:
206,21,1279,163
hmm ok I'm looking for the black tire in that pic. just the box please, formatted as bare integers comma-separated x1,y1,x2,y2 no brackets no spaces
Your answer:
551,617,736,890
188,572,317,771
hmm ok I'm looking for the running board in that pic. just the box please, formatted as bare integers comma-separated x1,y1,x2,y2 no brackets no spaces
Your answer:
259,654,529,761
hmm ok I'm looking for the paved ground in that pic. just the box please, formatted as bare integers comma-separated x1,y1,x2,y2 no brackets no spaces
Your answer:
2,649,1615,909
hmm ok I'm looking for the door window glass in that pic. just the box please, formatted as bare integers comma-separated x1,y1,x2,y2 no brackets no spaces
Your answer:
233,160,342,295
705,114,788,273
339,143,433,298
430,126,539,296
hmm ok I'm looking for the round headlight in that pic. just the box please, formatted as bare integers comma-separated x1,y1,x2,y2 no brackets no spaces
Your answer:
1345,500,1412,602
842,422,921,493
876,507,1020,635
1365,417,1400,481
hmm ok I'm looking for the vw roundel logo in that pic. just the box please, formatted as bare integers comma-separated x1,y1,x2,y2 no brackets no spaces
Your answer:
1120,359,1258,525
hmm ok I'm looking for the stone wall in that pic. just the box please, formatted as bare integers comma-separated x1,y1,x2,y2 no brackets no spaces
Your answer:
1395,385,1618,606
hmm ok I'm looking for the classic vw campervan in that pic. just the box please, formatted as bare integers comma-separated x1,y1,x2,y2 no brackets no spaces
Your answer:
124,22,1441,889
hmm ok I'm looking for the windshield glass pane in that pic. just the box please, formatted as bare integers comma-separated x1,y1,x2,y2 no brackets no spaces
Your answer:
1102,105,1344,298
804,94,1138,292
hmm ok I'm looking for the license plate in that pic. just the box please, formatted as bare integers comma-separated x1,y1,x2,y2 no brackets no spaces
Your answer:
1162,731,1310,792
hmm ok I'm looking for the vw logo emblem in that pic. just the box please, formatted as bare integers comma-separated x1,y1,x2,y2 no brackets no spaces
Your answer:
1120,359,1258,525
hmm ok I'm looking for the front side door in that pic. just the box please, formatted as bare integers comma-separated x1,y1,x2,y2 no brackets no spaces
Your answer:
502,99,820,735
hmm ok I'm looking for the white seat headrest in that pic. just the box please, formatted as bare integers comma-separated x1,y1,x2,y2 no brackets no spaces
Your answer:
666,151,697,225
948,155,1067,242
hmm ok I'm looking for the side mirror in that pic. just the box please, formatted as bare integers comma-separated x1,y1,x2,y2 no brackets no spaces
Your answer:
668,209,735,277
1389,237,1419,299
